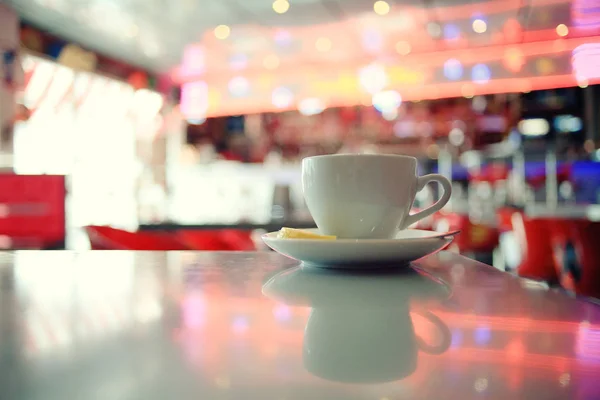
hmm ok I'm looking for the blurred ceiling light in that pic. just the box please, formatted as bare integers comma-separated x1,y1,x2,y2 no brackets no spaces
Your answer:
556,24,569,37
372,90,402,112
263,54,280,70
299,98,326,116
536,58,554,75
272,87,294,108
443,24,460,40
395,41,411,55
471,64,491,84
272,0,290,14
518,118,550,136
228,76,250,97
426,22,442,38
359,63,389,94
382,109,398,121
578,79,589,88
315,37,332,52
503,47,525,72
214,25,231,40
503,18,522,42
443,59,463,80
472,19,487,33
373,1,390,15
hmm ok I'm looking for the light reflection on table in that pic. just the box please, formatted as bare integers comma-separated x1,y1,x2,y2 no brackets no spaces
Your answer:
0,250,599,399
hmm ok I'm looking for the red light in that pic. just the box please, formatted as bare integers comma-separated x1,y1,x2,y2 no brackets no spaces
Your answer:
503,18,523,43
506,339,526,362
503,47,525,72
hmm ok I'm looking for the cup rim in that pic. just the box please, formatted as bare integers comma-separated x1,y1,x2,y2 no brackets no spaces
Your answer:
303,153,417,162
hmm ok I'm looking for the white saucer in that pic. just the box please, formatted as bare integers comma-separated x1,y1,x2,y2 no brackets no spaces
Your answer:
262,229,457,268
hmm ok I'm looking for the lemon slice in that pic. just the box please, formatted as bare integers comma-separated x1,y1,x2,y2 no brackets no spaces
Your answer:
277,227,336,240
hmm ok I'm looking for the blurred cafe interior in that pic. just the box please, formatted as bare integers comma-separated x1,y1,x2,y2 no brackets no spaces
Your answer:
1,0,600,297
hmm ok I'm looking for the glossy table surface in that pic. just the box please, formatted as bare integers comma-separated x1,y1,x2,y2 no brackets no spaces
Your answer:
1,251,599,400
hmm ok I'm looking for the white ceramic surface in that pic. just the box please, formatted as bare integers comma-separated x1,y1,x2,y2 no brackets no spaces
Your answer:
261,228,455,268
302,154,452,239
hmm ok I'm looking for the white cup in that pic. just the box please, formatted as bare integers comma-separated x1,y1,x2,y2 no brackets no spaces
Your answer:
302,154,451,239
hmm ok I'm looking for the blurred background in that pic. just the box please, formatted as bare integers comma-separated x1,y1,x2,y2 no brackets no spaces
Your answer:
1,0,600,294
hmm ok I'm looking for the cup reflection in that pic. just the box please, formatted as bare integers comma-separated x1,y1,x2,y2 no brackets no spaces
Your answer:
263,266,451,384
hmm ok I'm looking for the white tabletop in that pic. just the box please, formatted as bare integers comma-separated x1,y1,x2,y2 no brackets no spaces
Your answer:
0,251,598,399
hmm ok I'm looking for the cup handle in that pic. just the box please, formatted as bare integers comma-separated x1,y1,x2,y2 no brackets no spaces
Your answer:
414,310,451,355
400,174,452,230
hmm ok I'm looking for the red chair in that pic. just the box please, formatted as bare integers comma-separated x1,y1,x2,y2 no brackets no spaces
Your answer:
549,220,600,298
509,213,559,282
176,230,235,251
176,229,256,251
85,226,190,250
496,207,517,234
218,229,256,251
0,175,66,249
434,212,498,254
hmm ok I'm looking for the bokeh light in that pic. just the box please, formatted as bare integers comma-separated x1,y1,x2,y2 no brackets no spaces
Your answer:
228,76,250,97
359,63,389,94
298,98,326,116
373,1,390,16
214,25,230,40
444,59,463,80
449,127,465,146
444,24,461,40
503,18,522,42
556,24,569,37
536,58,555,75
474,325,492,345
272,86,294,108
471,64,491,84
472,19,487,33
503,47,525,72
272,0,290,14
372,90,402,112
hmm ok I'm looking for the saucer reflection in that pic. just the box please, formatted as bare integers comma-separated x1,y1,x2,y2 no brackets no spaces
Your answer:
263,266,451,384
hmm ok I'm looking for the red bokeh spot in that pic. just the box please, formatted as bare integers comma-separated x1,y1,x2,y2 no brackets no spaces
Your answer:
503,18,523,43
504,47,525,72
